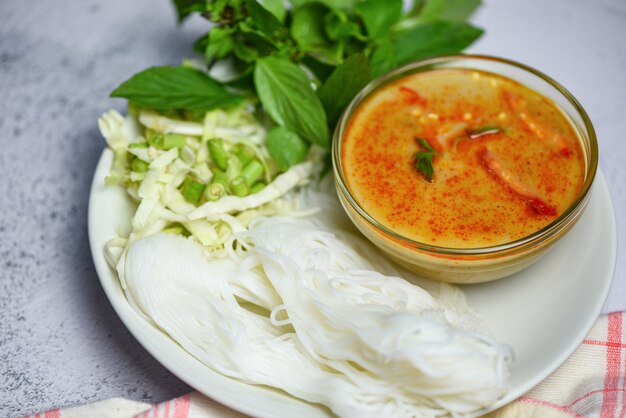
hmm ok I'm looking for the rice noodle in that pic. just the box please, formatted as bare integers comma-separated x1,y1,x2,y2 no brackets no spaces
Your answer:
122,207,511,417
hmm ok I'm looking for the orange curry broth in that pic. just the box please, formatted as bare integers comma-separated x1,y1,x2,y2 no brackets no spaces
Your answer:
341,69,585,248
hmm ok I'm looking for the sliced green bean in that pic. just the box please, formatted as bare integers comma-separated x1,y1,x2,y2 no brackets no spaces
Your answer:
233,143,256,165
181,176,206,204
250,181,266,194
208,138,228,171
206,171,229,201
230,177,249,197
163,134,186,150
241,159,264,186
130,157,149,173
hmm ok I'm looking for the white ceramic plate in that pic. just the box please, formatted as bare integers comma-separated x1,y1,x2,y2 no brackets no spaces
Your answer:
89,148,617,417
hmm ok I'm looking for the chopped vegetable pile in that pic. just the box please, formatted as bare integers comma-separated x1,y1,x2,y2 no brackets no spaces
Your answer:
99,103,318,258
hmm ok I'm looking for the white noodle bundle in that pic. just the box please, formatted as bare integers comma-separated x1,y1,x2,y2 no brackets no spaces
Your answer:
122,212,511,417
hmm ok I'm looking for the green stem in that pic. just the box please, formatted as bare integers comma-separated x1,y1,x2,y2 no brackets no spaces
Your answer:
163,134,186,149
181,175,206,204
130,157,149,173
241,159,264,186
233,143,256,165
208,138,228,170
206,171,229,201
250,181,266,194
230,176,249,197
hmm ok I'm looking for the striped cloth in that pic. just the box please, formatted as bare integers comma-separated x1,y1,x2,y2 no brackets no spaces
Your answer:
26,312,626,418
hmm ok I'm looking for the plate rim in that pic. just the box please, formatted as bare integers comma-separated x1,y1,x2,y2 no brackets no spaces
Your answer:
88,148,617,417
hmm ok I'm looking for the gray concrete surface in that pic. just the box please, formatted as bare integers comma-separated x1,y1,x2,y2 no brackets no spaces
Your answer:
1,0,624,417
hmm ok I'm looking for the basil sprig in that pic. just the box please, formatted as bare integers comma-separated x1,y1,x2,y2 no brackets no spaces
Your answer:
110,66,244,111
111,0,484,172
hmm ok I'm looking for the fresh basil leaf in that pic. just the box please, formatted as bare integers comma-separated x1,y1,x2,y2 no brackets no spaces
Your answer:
291,3,345,64
301,55,336,84
419,0,482,22
317,53,371,127
394,22,483,66
233,42,258,62
324,10,365,42
355,0,403,39
238,22,279,55
193,33,208,55
205,27,235,62
111,66,244,111
224,66,255,91
369,39,397,77
267,126,310,171
258,0,286,22
254,56,329,148
245,0,282,36
290,0,356,9
172,0,205,22
291,3,331,49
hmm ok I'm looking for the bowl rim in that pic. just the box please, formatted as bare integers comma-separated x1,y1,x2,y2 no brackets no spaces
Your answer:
332,54,598,257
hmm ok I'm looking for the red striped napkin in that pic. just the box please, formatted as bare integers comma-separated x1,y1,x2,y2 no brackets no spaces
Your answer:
25,312,626,418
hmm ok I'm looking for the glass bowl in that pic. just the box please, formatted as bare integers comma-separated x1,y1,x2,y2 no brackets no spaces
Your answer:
332,55,598,284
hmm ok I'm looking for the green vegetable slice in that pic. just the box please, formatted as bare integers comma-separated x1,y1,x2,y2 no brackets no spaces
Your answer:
241,159,265,186
230,177,250,197
206,171,229,201
208,138,229,170
181,176,206,204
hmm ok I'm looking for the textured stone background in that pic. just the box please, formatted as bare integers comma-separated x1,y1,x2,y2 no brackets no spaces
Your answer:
1,0,624,417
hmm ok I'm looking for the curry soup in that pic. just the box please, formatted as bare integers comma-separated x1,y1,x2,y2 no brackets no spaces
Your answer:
341,69,585,248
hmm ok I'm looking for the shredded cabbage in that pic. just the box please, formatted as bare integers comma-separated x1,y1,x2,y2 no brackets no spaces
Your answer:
98,104,318,263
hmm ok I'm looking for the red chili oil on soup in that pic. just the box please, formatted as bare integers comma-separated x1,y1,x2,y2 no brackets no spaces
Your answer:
341,69,585,248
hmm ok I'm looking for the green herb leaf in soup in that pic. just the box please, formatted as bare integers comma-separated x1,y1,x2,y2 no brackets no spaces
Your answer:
267,126,310,172
110,66,244,112
355,0,403,39
416,137,435,152
317,53,372,127
415,151,435,182
254,56,329,149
